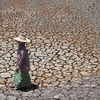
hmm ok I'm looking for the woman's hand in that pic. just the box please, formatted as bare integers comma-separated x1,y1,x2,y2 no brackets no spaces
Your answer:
16,67,19,72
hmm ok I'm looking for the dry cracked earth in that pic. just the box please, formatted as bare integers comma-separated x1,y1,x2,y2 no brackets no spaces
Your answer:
0,0,100,100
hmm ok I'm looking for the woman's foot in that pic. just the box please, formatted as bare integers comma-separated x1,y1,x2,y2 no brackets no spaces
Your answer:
9,85,15,88
9,85,16,90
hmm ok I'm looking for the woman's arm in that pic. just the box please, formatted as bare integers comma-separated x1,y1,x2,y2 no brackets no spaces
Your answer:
16,50,25,71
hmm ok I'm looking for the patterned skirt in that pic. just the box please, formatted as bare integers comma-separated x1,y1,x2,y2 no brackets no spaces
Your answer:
14,71,31,89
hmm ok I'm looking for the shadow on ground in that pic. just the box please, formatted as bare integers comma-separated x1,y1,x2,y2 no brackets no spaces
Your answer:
17,84,39,92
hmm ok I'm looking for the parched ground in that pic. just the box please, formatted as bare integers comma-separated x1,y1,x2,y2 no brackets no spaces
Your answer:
0,0,100,99
0,77,100,100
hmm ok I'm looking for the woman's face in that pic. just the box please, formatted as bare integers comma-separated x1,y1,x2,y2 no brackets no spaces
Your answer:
17,41,25,45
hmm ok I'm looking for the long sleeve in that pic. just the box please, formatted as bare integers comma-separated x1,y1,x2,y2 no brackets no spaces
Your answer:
16,50,25,69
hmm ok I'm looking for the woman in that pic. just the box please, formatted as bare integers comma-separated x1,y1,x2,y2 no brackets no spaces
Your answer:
12,33,31,90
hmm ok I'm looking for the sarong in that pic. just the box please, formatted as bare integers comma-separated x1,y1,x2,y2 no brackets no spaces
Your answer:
14,71,31,89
